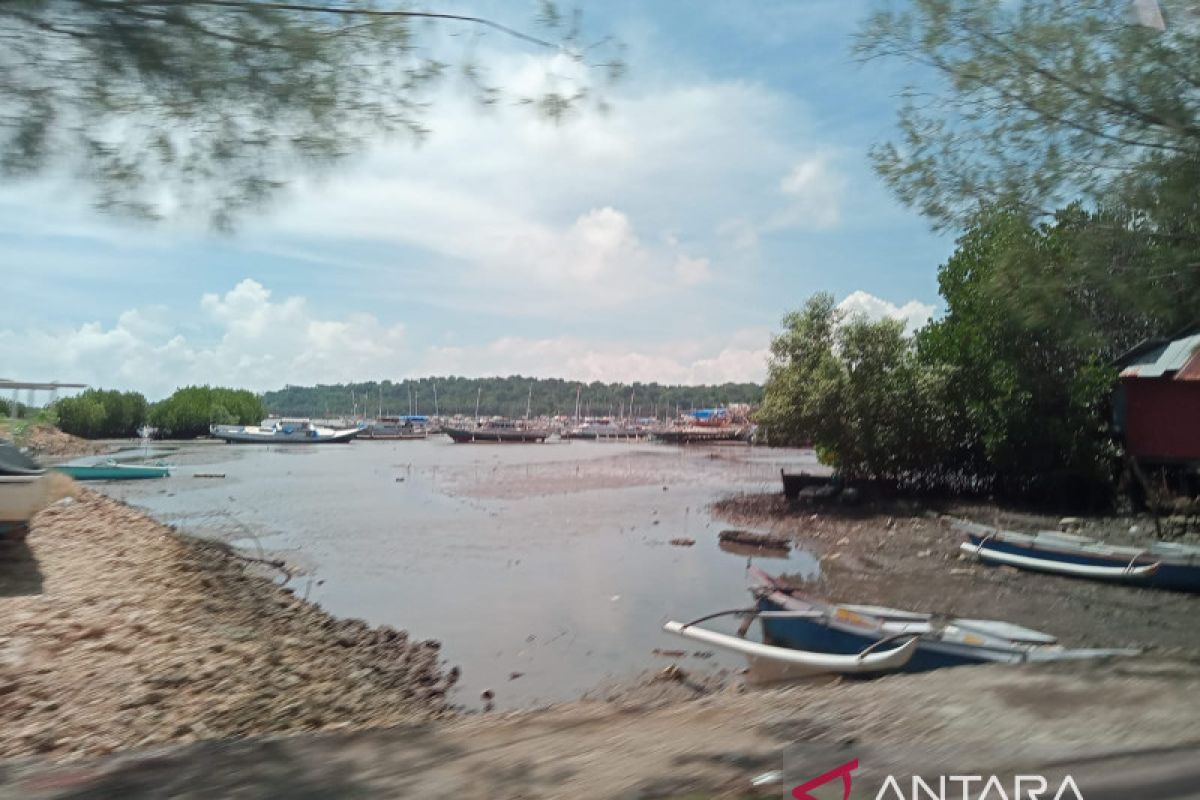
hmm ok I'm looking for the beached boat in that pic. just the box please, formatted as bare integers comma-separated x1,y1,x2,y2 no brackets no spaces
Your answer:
652,408,755,444
0,440,51,536
953,519,1200,592
54,460,171,481
442,419,551,443
664,620,919,680
745,567,1138,672
358,415,428,440
210,418,359,444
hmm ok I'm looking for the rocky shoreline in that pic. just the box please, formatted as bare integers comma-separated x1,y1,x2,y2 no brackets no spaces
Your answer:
0,490,453,761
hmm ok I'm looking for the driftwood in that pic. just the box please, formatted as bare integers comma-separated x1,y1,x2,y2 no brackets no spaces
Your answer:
718,529,791,550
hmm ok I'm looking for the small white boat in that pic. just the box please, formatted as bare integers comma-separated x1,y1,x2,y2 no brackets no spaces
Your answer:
210,418,359,444
663,620,919,680
0,440,51,537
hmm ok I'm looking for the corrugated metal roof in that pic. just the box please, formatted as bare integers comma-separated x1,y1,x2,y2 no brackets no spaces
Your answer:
1120,332,1200,380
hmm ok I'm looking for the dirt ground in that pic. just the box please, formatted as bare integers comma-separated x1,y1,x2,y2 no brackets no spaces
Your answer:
713,493,1200,656
4,487,1200,798
0,424,109,459
0,490,452,762
5,657,1200,798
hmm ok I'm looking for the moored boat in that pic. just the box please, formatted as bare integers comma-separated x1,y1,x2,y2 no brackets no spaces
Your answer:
0,440,51,537
54,460,171,481
953,519,1200,592
651,407,755,444
358,415,428,440
561,418,646,440
747,567,1138,672
442,419,551,443
211,418,359,444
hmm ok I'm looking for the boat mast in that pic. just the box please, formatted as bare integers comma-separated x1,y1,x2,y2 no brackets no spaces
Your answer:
475,386,481,420
433,382,439,417
526,382,532,421
378,385,382,419
574,385,581,421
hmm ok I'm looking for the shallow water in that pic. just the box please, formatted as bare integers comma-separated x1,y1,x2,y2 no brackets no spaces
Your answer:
98,438,821,708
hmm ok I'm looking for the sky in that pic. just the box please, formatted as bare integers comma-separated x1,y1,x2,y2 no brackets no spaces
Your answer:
0,1,952,400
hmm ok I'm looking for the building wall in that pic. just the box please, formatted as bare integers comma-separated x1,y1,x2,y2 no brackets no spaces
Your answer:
1122,377,1200,462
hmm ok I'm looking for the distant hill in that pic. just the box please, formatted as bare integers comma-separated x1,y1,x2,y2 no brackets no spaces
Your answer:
262,376,763,419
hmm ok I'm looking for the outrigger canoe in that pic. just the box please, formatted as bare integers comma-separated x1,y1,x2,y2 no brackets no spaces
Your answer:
665,568,1139,679
54,461,171,481
954,519,1200,593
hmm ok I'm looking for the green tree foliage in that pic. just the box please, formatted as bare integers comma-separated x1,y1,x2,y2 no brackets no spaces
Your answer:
56,389,148,438
917,208,1122,498
263,376,763,420
855,0,1200,230
761,206,1159,503
757,294,954,481
150,385,264,438
1,1,622,226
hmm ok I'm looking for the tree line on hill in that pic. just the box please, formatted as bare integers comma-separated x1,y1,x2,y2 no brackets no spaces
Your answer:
262,377,763,420
54,387,264,439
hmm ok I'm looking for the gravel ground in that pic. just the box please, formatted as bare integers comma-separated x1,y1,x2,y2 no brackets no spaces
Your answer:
0,489,453,761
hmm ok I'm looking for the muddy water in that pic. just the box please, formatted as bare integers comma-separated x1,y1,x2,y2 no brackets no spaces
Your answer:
98,438,821,708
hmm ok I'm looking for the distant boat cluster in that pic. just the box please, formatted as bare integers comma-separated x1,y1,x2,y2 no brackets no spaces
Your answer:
207,404,757,446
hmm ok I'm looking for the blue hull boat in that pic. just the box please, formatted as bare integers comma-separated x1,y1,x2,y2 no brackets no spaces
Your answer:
749,567,1138,674
954,520,1200,593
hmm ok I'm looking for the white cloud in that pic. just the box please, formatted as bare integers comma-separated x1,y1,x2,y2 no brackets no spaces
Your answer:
772,156,847,230
0,280,769,398
837,290,936,332
673,254,712,286
423,328,770,385
0,280,405,399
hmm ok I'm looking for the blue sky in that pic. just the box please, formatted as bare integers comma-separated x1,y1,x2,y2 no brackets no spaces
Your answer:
0,1,952,399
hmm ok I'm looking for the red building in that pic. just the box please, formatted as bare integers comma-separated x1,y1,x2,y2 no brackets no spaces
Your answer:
1115,325,1200,465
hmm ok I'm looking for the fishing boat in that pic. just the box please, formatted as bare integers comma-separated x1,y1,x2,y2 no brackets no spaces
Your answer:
358,415,428,440
953,519,1200,592
54,460,171,481
442,419,551,443
0,440,50,537
665,568,1139,678
210,418,359,444
651,408,755,444
561,418,646,441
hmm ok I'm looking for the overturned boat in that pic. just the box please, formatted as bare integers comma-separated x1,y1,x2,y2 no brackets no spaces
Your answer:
954,519,1200,593
211,418,359,444
665,568,1139,679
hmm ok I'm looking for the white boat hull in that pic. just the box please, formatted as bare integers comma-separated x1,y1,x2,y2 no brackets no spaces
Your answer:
211,426,359,444
0,474,51,523
663,620,918,679
960,542,1160,581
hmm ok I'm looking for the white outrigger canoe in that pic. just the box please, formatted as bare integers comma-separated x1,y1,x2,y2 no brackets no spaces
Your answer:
663,619,919,681
211,418,359,444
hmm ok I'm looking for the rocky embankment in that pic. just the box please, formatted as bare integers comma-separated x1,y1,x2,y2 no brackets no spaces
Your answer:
0,490,453,761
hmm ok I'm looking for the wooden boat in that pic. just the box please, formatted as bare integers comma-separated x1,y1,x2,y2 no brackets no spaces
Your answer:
0,440,50,536
953,519,1200,592
780,470,836,500
663,620,919,680
651,425,753,444
54,460,171,481
743,567,1138,673
358,416,428,440
210,418,359,444
443,419,550,443
718,529,791,551
561,419,646,440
